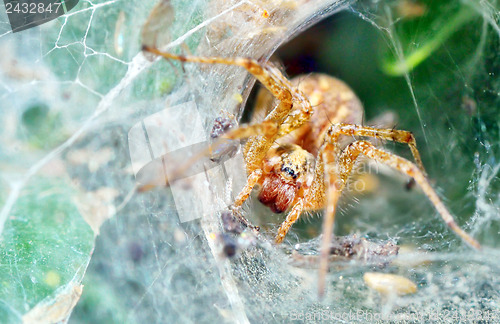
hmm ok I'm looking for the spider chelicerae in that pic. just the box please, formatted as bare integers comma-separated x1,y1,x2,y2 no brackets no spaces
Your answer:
142,45,480,296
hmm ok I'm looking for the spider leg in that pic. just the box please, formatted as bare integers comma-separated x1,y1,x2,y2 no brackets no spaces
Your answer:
226,165,264,233
220,120,279,141
233,169,263,208
275,199,304,243
339,140,479,248
327,123,427,176
142,46,295,121
317,142,343,298
317,139,480,296
137,121,279,191
143,46,315,169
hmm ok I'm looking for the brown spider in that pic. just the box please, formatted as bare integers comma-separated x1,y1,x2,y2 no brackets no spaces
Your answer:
142,46,480,297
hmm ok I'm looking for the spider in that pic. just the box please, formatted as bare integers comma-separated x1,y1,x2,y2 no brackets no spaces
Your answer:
142,45,481,297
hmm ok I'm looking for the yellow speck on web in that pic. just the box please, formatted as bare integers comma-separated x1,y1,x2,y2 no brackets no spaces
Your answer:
233,93,243,103
45,270,61,287
363,272,417,296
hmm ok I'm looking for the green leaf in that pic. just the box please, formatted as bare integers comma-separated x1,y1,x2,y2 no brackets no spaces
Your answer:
382,2,478,76
0,178,94,322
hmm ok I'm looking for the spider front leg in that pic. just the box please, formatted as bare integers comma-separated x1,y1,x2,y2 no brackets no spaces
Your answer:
142,46,295,123
275,199,305,243
142,46,315,168
230,169,263,232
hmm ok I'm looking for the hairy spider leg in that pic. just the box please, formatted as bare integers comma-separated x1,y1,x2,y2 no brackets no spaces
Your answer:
317,138,481,297
142,46,314,169
327,123,427,176
325,126,479,248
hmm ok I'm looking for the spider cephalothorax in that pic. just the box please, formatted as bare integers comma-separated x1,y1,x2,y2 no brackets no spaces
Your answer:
258,144,314,213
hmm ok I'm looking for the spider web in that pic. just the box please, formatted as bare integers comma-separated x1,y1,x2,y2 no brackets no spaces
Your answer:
0,0,499,323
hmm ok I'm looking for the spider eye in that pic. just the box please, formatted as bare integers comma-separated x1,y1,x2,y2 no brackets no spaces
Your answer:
281,165,298,179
